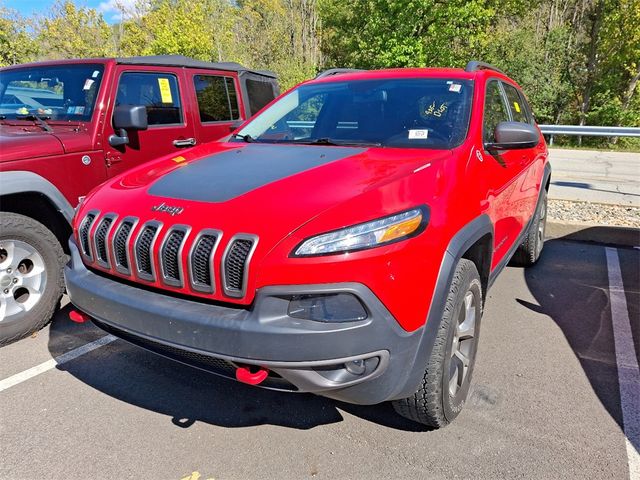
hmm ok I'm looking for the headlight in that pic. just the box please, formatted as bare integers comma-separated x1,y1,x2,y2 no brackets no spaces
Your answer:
292,207,427,257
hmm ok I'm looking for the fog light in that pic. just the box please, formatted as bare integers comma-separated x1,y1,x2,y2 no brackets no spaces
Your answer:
345,359,366,375
288,293,368,322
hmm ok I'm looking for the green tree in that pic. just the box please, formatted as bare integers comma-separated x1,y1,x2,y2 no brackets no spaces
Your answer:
0,8,38,66
36,0,115,59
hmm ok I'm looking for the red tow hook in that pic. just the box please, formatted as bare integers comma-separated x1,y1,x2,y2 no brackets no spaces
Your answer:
69,309,91,323
235,365,269,385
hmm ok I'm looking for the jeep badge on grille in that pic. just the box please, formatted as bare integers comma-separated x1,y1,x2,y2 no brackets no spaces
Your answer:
151,202,184,216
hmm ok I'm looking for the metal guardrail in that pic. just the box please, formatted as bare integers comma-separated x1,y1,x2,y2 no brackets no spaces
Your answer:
539,125,640,137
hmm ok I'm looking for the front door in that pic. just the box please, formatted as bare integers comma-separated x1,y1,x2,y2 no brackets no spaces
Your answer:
103,67,197,177
481,79,529,267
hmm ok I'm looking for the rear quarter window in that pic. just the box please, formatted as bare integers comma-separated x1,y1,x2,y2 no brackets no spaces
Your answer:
245,78,277,115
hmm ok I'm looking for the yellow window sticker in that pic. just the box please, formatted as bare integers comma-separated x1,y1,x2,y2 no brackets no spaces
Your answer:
513,101,521,113
158,78,173,104
172,155,187,163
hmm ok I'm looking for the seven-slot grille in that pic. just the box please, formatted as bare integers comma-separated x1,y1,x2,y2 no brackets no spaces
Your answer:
78,213,256,298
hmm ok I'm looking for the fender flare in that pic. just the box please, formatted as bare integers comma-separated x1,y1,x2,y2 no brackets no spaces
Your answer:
391,213,494,400
0,171,75,223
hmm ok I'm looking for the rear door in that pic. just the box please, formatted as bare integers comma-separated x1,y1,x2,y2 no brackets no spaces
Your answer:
103,66,196,177
188,70,243,143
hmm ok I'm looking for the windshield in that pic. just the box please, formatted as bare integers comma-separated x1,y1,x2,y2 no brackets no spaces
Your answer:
235,77,473,149
0,64,105,122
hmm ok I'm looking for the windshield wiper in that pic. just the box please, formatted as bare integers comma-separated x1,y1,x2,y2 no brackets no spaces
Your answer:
16,114,53,133
296,137,382,147
231,133,255,143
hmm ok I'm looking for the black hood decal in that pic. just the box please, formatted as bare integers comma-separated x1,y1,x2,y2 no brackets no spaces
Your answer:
148,144,365,203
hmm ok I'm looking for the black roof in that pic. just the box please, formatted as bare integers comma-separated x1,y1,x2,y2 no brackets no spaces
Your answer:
115,55,277,78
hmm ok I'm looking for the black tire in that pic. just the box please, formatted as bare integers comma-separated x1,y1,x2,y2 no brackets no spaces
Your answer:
510,190,547,267
392,259,482,428
0,212,65,346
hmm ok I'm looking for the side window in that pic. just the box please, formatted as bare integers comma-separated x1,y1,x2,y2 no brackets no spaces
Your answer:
518,90,535,124
483,81,509,143
245,78,277,115
502,83,529,123
193,75,240,122
116,72,182,126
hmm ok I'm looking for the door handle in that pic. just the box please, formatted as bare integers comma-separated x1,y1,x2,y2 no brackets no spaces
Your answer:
173,138,196,148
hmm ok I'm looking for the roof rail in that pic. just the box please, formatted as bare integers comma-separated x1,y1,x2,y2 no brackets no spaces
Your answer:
464,61,505,75
315,68,364,79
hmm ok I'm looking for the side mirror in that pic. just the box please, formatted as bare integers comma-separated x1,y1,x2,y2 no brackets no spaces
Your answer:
229,119,244,132
109,105,148,147
485,121,539,150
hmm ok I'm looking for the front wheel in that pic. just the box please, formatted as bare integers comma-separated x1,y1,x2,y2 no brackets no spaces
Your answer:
392,259,483,428
0,212,65,346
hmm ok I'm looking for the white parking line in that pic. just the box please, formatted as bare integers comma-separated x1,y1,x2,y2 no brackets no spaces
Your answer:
605,247,640,479
0,334,116,392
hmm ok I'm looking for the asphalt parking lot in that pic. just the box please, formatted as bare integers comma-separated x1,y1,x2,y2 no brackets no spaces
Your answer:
1,238,638,480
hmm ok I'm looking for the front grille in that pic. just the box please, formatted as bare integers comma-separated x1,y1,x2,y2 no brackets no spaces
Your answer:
190,234,217,291
94,217,113,264
135,224,159,278
161,229,186,284
223,237,255,296
79,213,96,257
113,220,134,271
83,216,258,299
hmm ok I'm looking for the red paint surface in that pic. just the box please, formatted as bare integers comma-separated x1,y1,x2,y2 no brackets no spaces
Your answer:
72,67,548,333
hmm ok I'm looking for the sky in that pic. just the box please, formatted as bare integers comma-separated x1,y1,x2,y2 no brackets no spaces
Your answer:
2,0,136,23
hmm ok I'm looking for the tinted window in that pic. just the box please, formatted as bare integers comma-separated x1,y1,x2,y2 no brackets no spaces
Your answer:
0,64,104,121
194,75,239,122
502,83,529,123
236,78,473,150
245,78,277,115
116,72,182,125
483,81,509,143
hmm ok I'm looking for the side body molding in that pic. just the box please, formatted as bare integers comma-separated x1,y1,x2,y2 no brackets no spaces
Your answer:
0,171,75,223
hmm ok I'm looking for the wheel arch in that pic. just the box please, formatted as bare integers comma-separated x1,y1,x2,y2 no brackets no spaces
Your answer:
390,214,494,400
0,171,75,253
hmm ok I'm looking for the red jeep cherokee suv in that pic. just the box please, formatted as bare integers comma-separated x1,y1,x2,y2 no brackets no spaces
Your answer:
65,62,550,427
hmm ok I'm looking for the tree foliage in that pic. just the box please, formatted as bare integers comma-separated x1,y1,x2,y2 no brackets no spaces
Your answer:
2,0,638,148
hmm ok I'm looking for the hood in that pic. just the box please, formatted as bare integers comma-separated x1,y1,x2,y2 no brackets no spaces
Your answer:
0,126,64,162
84,142,449,239
77,141,451,304
0,124,93,162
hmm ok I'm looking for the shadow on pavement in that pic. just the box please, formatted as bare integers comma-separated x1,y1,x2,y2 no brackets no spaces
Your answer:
48,304,426,432
516,238,639,452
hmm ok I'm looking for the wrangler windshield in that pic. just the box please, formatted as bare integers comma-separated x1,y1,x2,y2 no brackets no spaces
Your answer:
0,64,104,122
234,78,473,149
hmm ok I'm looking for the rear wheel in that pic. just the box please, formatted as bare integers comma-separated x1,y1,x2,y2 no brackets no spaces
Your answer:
392,259,482,428
0,212,65,346
511,190,547,267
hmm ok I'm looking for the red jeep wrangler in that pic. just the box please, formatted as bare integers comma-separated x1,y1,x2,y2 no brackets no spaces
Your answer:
0,55,278,344
65,62,550,427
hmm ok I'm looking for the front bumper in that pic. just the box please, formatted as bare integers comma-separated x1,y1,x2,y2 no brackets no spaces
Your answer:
64,239,425,404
